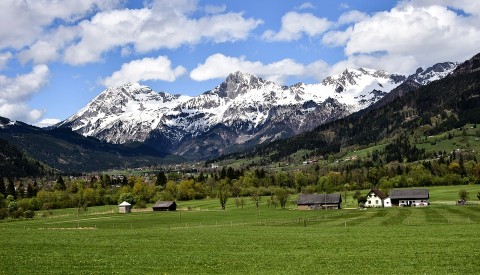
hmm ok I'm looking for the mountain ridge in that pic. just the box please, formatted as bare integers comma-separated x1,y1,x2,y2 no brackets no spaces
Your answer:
57,62,457,159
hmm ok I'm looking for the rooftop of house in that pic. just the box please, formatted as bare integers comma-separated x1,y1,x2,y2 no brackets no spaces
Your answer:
389,189,429,199
297,194,342,205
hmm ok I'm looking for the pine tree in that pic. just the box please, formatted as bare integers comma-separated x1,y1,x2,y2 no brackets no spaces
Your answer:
6,178,16,199
155,172,167,186
0,178,5,195
56,175,66,191
26,183,35,198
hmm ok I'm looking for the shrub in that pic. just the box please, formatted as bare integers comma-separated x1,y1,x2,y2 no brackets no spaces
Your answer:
24,210,35,219
0,208,8,220
10,209,24,219
134,200,147,209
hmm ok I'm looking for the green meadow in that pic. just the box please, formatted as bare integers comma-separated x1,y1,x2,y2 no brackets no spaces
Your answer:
1,185,479,274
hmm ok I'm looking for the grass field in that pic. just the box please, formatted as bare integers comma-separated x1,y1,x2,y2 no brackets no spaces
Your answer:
1,185,479,274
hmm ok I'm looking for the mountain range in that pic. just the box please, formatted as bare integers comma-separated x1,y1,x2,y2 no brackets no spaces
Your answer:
220,53,480,164
57,62,457,159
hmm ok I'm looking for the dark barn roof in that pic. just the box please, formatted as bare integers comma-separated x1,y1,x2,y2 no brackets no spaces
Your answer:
152,201,176,209
368,189,388,199
297,194,342,205
389,189,429,200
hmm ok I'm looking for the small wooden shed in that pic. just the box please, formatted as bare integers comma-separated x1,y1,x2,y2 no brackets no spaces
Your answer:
152,201,177,211
118,201,132,213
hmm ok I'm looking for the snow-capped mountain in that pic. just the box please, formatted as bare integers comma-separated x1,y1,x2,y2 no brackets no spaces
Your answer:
57,62,457,159
408,62,458,85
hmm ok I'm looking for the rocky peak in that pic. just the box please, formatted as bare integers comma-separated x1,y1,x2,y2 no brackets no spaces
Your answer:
216,71,271,99
408,62,458,85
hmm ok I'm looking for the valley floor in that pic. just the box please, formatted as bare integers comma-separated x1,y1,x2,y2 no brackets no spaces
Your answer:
1,185,479,274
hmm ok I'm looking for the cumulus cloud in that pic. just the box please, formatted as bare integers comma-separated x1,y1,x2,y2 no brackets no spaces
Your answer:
63,0,262,65
0,0,120,50
204,4,227,14
0,52,12,70
0,65,49,123
337,10,369,25
262,12,332,41
190,53,329,84
101,56,186,87
320,1,480,74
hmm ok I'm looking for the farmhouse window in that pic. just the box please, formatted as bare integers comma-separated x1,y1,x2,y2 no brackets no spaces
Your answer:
376,200,379,204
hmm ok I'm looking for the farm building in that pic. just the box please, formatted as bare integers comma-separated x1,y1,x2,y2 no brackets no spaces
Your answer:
365,189,391,208
389,189,429,207
118,201,132,213
297,194,342,210
152,201,177,211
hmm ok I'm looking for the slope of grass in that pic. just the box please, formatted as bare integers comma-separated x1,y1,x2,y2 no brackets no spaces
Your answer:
1,185,480,274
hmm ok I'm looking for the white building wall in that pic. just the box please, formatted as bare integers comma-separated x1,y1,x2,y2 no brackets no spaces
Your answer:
366,194,383,207
383,197,392,208
398,199,429,207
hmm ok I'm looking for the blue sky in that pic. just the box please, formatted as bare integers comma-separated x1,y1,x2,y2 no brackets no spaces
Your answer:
0,0,479,126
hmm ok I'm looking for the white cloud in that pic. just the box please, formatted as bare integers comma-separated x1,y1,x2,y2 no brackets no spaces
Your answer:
0,103,43,123
262,12,332,41
337,10,369,25
0,64,49,123
101,56,186,87
345,4,480,66
0,0,120,50
0,52,12,70
18,26,78,65
322,27,353,47
36,118,61,127
204,4,227,14
297,2,315,10
319,1,480,75
190,53,329,84
63,0,262,65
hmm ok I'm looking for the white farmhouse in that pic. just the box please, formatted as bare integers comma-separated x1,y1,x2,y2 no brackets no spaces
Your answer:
365,189,391,208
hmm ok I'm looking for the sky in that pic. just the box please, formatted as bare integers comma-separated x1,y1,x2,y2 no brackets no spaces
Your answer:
0,0,479,127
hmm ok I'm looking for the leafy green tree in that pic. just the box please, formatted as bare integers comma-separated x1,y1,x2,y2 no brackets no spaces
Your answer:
274,188,289,209
217,179,230,210
118,192,135,205
251,188,261,209
156,172,167,186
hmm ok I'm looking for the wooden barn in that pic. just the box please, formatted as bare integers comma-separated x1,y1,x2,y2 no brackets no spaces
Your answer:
297,194,342,210
152,201,177,211
389,189,429,207
118,201,132,213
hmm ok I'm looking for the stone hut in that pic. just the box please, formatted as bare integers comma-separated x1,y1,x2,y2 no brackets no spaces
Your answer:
118,201,132,213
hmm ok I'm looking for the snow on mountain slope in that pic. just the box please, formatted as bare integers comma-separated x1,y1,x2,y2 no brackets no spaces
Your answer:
58,62,456,159
60,83,191,143
408,62,458,85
